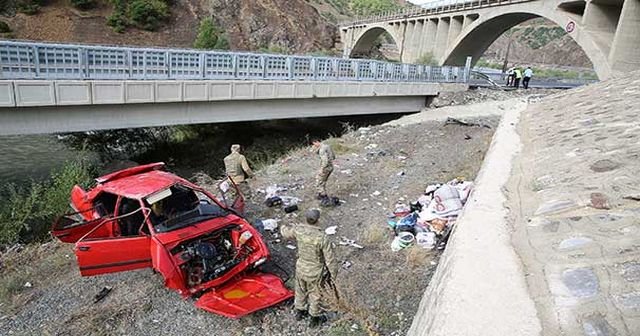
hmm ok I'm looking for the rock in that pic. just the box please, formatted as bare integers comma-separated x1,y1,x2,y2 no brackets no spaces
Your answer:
589,159,620,173
23,282,32,288
589,192,610,209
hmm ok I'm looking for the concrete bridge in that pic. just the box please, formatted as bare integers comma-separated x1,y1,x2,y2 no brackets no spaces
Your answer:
340,0,640,79
0,41,469,136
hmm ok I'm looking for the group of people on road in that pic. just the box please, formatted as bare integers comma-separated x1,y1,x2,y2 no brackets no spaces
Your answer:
506,66,534,89
222,140,338,328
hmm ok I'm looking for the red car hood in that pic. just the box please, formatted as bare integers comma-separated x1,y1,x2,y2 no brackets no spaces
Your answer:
195,273,293,318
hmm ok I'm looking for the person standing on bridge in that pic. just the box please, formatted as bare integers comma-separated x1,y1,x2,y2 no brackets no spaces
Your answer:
523,66,533,89
224,144,254,199
312,140,335,201
506,67,515,86
513,66,523,89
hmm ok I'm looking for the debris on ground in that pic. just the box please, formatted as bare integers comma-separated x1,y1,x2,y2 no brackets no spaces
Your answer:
262,219,279,231
338,237,364,249
325,226,338,235
387,178,474,251
93,286,112,303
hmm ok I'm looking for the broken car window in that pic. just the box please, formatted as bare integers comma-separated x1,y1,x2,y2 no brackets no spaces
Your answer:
148,185,229,233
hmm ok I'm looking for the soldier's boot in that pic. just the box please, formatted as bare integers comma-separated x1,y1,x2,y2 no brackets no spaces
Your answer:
309,315,327,328
295,309,308,321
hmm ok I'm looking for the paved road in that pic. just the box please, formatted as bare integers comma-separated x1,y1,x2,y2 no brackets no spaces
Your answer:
510,74,640,335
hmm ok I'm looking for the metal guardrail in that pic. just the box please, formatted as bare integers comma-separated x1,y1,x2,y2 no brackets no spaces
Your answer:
0,41,469,83
340,0,536,27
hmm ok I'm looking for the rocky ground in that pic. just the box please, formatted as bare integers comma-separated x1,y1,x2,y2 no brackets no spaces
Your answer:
0,89,557,336
509,73,640,335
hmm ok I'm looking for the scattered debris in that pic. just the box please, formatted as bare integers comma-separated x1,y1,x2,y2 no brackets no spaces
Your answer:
23,282,32,288
372,191,382,197
94,286,112,303
339,237,364,249
325,226,338,235
624,194,640,201
590,192,610,210
262,219,279,231
285,244,297,250
341,261,352,270
445,117,491,129
284,204,299,213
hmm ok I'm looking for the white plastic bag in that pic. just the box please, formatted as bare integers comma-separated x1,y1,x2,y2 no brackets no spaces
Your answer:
429,184,463,217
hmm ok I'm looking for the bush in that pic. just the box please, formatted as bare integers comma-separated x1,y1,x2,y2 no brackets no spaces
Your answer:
0,21,11,33
194,17,230,50
129,0,169,31
71,0,97,10
416,52,437,66
350,0,399,16
0,160,94,247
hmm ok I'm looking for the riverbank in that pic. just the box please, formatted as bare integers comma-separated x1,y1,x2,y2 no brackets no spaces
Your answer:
0,88,559,335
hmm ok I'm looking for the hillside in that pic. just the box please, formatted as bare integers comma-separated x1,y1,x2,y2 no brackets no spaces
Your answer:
483,18,593,69
0,0,407,54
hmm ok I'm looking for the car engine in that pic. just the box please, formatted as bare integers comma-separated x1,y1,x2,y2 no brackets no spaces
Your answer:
172,225,254,287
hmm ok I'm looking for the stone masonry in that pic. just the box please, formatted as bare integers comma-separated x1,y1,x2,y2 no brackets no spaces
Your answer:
511,72,640,335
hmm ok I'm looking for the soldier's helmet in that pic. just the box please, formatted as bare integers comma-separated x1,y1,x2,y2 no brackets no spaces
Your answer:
305,209,320,225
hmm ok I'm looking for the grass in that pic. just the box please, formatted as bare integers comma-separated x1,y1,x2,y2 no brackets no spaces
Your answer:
0,159,94,247
0,242,73,314
405,246,430,268
325,137,357,155
361,224,389,245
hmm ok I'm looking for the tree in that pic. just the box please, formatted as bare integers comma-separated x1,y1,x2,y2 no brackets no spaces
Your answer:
194,17,230,50
350,0,399,16
129,0,169,31
71,0,97,10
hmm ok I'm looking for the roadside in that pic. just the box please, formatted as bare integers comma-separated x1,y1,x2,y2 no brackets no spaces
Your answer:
0,89,556,336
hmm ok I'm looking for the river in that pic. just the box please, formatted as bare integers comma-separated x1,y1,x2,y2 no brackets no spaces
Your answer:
0,114,405,186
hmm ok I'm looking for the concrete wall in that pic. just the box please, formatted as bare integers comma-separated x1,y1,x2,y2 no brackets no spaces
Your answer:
0,80,467,135
0,80,460,108
407,100,542,336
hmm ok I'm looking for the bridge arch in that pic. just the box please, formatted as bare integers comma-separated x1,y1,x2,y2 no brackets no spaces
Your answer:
443,6,611,79
349,24,402,59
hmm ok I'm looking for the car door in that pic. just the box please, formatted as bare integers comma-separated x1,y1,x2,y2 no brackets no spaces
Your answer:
73,198,152,276
219,177,245,214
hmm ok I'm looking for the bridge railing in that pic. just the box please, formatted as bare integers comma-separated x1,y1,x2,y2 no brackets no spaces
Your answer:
0,40,469,83
340,0,535,26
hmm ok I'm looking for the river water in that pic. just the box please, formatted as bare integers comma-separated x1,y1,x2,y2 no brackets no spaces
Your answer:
0,114,404,186
0,135,82,184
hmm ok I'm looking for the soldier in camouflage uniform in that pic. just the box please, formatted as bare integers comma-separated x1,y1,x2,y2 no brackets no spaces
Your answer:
223,144,254,200
281,209,338,327
312,140,335,200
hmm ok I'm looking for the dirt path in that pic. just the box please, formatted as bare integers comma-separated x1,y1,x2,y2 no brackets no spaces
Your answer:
0,92,545,336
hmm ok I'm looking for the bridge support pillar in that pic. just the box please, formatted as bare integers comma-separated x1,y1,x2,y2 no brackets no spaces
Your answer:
448,16,464,49
434,18,450,61
609,0,640,74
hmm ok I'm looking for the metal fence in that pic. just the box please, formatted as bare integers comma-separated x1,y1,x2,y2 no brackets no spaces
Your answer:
0,41,469,83
341,0,536,26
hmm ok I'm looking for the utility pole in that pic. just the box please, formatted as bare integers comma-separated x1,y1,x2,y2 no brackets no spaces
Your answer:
502,29,514,73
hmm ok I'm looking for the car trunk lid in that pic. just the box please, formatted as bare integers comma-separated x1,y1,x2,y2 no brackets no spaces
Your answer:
195,272,293,318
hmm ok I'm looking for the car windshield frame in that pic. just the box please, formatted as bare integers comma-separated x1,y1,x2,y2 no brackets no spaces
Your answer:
146,184,231,233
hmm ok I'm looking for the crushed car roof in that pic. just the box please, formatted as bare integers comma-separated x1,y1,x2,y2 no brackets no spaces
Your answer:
96,166,188,200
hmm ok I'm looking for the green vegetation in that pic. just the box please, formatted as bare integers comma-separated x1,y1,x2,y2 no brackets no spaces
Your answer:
70,0,97,10
259,44,291,55
16,0,46,15
0,21,11,33
0,160,94,247
415,52,437,66
519,26,566,49
475,57,597,80
107,0,171,33
194,17,230,50
350,0,400,15
129,0,169,31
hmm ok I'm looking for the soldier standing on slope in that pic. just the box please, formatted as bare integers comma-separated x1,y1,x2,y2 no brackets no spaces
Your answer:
281,209,338,328
223,144,254,199
312,140,335,201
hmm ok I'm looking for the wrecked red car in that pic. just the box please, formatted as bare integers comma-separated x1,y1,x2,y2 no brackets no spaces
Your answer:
52,162,292,318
